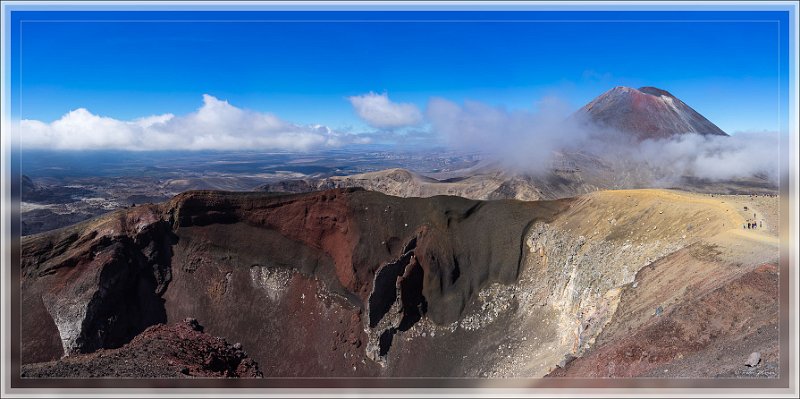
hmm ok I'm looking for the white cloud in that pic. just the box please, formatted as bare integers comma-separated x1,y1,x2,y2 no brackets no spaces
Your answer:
348,92,423,129
632,131,780,183
426,96,589,173
20,95,364,151
425,96,780,184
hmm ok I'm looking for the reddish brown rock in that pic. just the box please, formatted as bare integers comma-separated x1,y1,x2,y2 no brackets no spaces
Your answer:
547,263,779,378
21,188,569,377
576,86,728,140
21,320,262,378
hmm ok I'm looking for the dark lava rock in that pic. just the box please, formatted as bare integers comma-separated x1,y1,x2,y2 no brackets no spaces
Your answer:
20,188,570,377
183,317,203,332
21,322,262,378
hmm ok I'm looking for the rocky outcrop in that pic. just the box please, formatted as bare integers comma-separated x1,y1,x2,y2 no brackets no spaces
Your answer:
20,319,262,378
21,204,175,362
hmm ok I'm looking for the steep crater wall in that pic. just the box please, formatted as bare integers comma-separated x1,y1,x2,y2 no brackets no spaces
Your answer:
20,188,735,377
20,189,570,375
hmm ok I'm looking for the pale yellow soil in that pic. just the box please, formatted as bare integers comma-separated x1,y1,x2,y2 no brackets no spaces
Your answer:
541,189,780,378
475,188,780,378
700,193,780,235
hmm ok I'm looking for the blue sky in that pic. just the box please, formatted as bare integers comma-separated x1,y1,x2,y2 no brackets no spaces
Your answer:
10,10,791,142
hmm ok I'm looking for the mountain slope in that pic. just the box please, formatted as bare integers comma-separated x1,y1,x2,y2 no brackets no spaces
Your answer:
577,86,729,139
260,168,547,201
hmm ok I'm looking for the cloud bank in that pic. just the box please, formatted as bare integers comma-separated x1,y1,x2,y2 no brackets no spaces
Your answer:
21,90,780,185
425,96,780,184
20,95,366,151
426,96,590,173
632,131,781,184
348,92,423,129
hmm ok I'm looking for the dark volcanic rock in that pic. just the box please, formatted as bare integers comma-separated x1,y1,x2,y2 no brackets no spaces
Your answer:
21,204,176,363
576,86,728,140
20,320,262,378
163,189,567,324
21,188,570,376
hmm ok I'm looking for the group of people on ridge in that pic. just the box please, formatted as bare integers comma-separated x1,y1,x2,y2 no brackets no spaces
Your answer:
744,215,761,230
